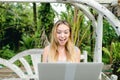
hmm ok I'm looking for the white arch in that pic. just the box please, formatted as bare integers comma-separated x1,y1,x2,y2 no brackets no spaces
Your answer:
73,0,120,36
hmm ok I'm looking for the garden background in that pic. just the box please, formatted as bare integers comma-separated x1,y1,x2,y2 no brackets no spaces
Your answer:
0,2,120,79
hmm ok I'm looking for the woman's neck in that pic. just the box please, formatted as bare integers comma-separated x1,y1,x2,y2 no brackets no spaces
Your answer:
58,46,65,52
57,46,67,61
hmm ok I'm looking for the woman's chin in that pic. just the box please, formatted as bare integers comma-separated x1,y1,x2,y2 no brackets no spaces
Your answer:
58,42,66,46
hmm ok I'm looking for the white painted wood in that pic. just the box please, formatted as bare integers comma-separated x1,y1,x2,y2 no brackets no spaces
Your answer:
94,14,103,63
73,0,120,36
0,0,119,4
31,54,42,79
95,0,118,5
82,50,88,63
19,58,33,76
102,72,111,80
0,58,26,78
102,72,118,80
110,74,118,80
1,49,43,79
8,49,43,63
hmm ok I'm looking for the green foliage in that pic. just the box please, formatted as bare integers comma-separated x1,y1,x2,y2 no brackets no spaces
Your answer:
38,3,55,40
112,42,120,60
102,46,112,64
0,3,34,51
112,59,120,80
81,44,93,61
0,3,55,61
0,27,22,50
102,42,120,79
25,55,32,65
0,3,33,28
20,34,35,50
0,45,15,59
102,42,120,64
14,55,33,67
103,20,118,46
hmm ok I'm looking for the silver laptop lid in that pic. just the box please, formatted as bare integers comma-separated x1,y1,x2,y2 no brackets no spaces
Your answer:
38,63,103,80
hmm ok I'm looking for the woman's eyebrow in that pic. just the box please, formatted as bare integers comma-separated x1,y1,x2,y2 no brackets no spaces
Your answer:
57,29,69,31
65,29,69,31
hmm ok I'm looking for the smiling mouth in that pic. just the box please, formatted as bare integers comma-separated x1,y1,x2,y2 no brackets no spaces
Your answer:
59,39,66,41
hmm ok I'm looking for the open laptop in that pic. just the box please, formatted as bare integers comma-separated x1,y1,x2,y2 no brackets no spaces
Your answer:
38,63,103,80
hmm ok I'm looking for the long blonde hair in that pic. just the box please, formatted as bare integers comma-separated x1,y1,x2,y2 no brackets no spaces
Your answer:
49,20,76,62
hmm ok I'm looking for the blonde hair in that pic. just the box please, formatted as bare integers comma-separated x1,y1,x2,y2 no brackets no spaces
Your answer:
49,20,77,62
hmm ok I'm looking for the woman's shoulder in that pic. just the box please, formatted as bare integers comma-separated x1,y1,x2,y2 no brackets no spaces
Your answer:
74,46,80,51
43,45,50,62
43,45,50,58
44,45,50,51
74,46,81,54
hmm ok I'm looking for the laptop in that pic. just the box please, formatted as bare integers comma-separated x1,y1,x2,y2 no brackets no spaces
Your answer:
37,63,103,80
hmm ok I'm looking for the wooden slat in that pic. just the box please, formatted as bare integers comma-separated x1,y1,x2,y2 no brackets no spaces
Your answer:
95,0,118,4
0,58,26,78
0,0,119,5
19,58,33,76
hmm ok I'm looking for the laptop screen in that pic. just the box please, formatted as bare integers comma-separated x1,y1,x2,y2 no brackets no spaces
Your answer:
38,63,103,80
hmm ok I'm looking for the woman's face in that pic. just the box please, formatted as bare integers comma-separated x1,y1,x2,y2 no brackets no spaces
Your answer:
56,24,70,46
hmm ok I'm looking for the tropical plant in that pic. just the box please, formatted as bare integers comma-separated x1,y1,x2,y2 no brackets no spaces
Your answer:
102,42,120,63
111,42,120,79
0,45,15,59
20,34,35,50
0,3,34,51
102,46,113,64
38,3,55,41
102,42,120,79
103,20,118,46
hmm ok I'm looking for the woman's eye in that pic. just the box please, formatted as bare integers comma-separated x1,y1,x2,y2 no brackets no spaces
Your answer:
57,31,61,34
64,31,69,34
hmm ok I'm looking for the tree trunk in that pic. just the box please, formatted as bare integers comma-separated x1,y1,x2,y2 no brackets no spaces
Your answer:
33,3,37,29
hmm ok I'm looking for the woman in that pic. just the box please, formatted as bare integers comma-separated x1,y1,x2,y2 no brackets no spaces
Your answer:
42,20,81,63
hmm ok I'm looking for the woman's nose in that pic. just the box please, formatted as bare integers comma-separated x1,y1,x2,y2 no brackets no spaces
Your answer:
61,32,65,37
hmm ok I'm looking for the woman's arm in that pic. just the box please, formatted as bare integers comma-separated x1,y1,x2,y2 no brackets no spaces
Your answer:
75,47,81,63
42,46,49,62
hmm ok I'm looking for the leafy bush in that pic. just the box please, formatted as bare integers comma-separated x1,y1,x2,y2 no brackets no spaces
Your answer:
102,42,120,79
111,42,120,79
112,59,120,80
20,34,35,49
0,45,15,59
